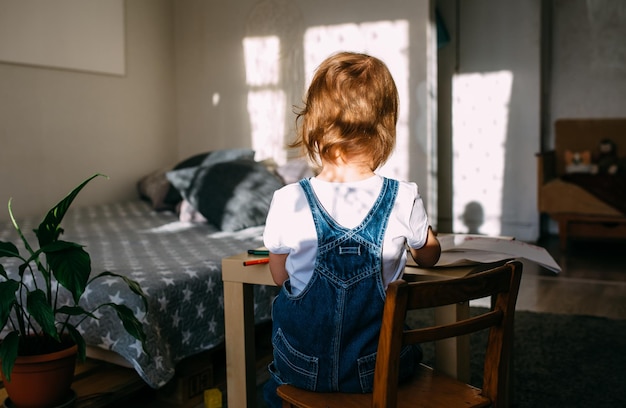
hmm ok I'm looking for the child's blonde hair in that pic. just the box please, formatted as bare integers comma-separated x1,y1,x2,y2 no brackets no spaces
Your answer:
292,52,398,170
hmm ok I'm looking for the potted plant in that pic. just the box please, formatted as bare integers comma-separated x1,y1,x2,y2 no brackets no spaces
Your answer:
0,173,147,407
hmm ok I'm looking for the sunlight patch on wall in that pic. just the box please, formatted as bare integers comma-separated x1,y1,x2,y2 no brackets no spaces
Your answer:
243,36,287,163
242,20,410,175
244,36,281,86
452,70,513,236
303,20,410,180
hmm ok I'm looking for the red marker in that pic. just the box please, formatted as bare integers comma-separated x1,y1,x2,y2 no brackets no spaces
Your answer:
243,258,270,266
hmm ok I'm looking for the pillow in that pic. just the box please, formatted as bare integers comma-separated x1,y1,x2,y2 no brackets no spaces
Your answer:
177,199,208,223
136,166,174,211
168,159,284,231
161,152,214,205
137,148,254,210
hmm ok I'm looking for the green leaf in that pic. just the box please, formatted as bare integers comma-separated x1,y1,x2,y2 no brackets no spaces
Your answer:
105,303,147,352
44,241,90,303
21,247,47,281
91,271,148,310
18,259,40,281
0,280,19,328
0,264,8,280
65,324,86,363
35,173,107,248
0,331,20,381
57,305,97,320
0,241,20,259
26,289,59,342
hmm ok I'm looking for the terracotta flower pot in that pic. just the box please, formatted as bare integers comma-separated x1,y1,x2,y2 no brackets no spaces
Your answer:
1,344,78,408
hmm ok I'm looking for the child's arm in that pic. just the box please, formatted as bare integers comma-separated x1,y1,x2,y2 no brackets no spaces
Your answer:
269,252,289,286
409,227,441,267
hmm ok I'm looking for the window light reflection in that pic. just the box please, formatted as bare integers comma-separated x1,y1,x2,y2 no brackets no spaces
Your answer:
304,20,410,180
452,70,513,236
243,36,281,86
247,89,286,163
242,21,411,179
244,36,286,163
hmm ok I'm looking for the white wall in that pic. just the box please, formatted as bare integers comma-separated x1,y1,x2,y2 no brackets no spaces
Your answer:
173,0,436,214
437,0,626,242
1,0,436,223
437,0,541,241
0,0,176,221
549,0,626,141
458,0,541,242
7,0,621,242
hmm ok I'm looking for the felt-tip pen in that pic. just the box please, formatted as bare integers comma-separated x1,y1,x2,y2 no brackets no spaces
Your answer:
243,258,270,266
247,249,270,255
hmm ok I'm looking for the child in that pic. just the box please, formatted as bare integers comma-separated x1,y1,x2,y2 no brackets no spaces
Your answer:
262,51,441,406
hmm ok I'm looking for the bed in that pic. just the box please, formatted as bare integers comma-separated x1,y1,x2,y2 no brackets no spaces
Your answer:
0,150,314,389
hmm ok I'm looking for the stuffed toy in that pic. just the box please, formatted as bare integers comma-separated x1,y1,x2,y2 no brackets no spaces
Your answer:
564,149,592,173
591,138,622,175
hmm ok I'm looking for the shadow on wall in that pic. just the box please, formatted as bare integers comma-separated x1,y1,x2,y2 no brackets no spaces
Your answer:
461,201,484,234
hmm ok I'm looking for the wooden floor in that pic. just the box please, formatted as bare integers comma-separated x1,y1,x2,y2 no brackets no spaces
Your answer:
496,235,626,319
517,237,626,319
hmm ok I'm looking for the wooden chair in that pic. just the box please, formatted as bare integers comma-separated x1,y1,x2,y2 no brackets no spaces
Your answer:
277,260,523,408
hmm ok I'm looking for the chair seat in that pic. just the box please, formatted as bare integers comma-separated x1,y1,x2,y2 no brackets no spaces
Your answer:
277,364,492,408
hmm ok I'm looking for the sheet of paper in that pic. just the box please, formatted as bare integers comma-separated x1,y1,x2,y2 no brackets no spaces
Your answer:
419,234,561,273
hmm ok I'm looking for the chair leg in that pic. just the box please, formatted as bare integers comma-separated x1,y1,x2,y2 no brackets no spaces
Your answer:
558,219,569,251
505,336,514,406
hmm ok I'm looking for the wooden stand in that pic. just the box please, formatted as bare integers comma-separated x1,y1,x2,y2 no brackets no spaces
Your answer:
554,213,626,250
1,359,148,408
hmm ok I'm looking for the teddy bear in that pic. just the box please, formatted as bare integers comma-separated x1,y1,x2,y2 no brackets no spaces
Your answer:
591,138,623,175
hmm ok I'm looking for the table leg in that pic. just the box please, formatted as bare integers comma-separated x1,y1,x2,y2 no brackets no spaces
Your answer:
223,281,257,408
434,302,470,382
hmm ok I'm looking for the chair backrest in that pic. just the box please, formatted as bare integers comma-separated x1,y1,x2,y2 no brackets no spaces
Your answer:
372,261,523,408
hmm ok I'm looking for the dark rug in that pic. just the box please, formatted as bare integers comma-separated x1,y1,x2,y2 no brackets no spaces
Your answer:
256,308,626,408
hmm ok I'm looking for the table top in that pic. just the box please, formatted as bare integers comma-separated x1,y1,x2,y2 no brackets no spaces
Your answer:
221,250,505,285
222,251,275,285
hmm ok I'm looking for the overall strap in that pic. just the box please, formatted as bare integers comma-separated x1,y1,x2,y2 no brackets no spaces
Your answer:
298,177,399,257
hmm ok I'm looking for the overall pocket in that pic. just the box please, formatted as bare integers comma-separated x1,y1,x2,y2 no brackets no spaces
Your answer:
357,344,420,392
357,351,377,392
273,328,319,391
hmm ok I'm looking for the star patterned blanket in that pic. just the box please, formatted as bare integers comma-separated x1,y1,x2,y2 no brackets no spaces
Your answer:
0,200,277,388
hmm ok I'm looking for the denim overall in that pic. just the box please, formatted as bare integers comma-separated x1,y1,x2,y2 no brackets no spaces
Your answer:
264,177,419,406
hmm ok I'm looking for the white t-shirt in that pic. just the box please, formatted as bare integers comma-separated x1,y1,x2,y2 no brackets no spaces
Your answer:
263,175,430,295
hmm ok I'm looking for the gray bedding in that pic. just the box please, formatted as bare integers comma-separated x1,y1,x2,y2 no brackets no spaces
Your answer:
0,200,277,388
